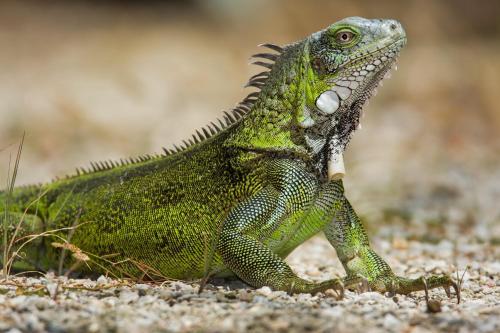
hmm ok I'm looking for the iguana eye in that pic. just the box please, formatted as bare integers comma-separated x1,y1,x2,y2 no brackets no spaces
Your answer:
335,30,355,44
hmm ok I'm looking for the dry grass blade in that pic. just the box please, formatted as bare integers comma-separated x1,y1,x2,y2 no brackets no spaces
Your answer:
456,266,468,301
3,222,89,277
78,250,177,284
2,132,25,280
52,242,90,262
4,188,50,276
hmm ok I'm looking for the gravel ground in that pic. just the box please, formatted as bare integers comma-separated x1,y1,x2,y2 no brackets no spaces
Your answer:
1,234,498,333
0,3,499,333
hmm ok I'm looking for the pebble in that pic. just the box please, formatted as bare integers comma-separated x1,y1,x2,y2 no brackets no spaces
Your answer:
119,290,139,303
256,286,272,297
238,289,254,302
6,329,22,333
324,288,341,298
383,313,402,329
426,299,442,313
96,275,108,285
0,238,497,332
45,283,58,299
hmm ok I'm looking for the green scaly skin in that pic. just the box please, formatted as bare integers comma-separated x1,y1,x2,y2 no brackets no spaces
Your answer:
0,17,459,301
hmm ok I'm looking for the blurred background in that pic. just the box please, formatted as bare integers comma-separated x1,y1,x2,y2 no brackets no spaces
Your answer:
0,0,499,243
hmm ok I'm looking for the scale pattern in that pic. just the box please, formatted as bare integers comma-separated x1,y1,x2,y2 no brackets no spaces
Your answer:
0,17,459,301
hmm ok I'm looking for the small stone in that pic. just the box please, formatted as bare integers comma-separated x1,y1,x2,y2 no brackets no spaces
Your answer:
96,275,108,285
45,283,59,299
225,291,238,299
359,292,385,301
238,290,254,302
426,299,442,313
322,306,344,317
171,281,195,293
256,286,272,297
392,237,408,250
83,280,97,289
481,286,493,294
296,293,312,303
102,296,119,307
6,328,22,333
88,322,100,332
134,284,150,296
119,290,139,303
215,292,227,302
409,315,425,326
324,289,341,298
383,313,401,329
158,289,174,300
481,277,494,287
268,318,290,331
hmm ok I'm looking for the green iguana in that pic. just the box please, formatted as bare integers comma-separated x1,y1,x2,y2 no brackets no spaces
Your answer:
1,17,459,301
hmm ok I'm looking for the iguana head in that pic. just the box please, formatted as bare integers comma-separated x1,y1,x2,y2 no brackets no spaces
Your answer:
307,17,406,119
227,17,406,180
300,17,407,180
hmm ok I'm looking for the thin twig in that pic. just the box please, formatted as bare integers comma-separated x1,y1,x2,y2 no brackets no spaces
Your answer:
2,153,12,279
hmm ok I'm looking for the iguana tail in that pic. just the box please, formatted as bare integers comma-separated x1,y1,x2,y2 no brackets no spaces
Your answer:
0,184,48,273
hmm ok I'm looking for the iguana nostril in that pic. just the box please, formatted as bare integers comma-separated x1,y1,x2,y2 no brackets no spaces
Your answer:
390,23,397,30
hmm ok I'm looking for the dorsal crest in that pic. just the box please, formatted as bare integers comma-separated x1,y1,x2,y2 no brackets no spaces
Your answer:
65,43,284,179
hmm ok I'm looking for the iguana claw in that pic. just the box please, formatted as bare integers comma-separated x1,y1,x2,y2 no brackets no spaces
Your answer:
341,273,460,303
387,274,460,304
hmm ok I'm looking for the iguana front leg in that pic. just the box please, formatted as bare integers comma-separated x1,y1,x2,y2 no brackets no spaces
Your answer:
217,160,343,294
324,194,460,302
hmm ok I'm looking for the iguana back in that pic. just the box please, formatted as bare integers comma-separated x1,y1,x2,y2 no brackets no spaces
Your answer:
3,132,251,278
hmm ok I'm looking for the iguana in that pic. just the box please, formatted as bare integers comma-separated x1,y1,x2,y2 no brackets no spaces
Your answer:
1,17,459,301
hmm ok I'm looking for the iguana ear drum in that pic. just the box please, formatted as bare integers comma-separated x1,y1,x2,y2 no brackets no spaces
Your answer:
315,83,354,116
316,90,340,114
